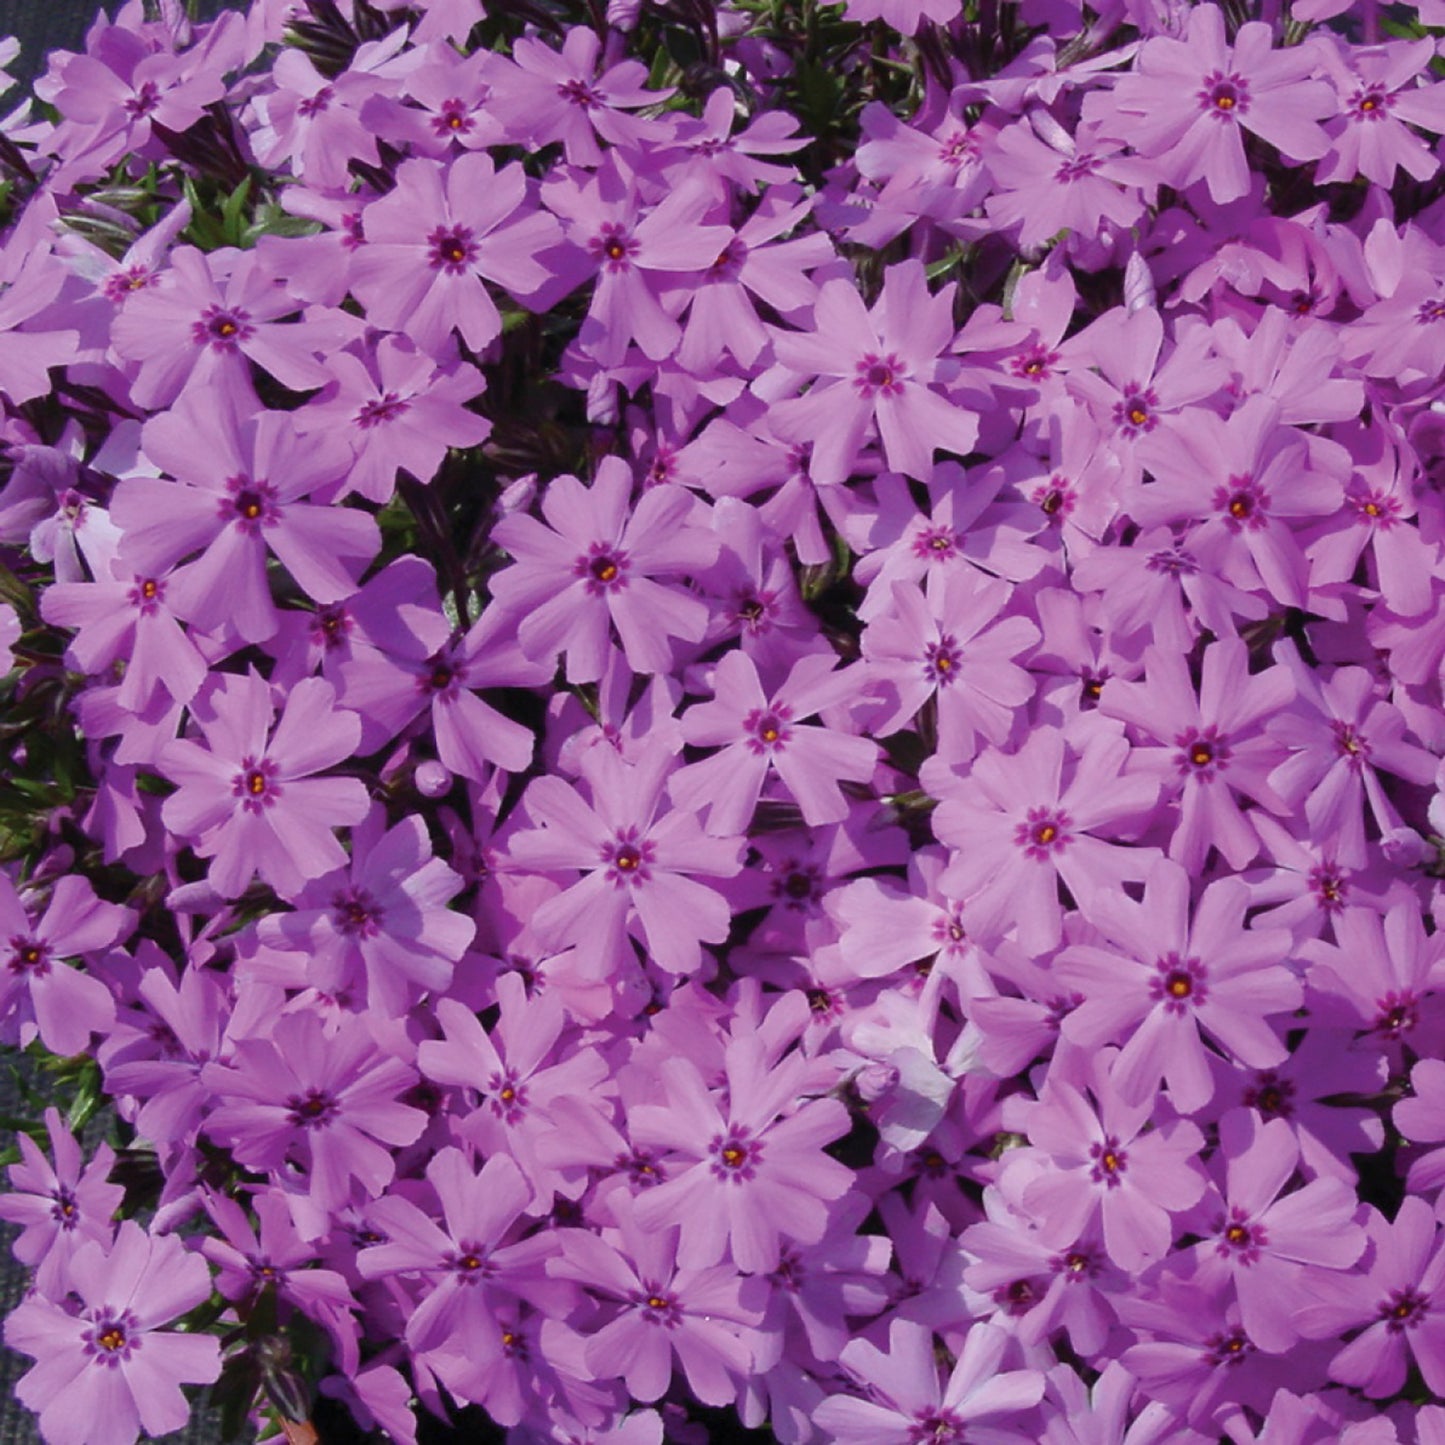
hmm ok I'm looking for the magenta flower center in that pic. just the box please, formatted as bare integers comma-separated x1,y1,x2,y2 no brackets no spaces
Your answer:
577,544,629,592
8,938,50,975
1352,86,1391,119
234,758,280,810
433,99,474,136
1374,990,1419,1038
1216,475,1267,529
313,605,352,649
854,352,906,398
924,635,962,686
487,1070,528,1121
192,306,253,352
710,1129,761,1182
1206,1331,1255,1366
450,1243,492,1282
1089,1134,1128,1186
1176,725,1232,779
1351,490,1400,527
1243,1069,1297,1120
1037,479,1073,518
1200,72,1250,117
1110,386,1157,436
428,225,478,273
590,225,638,271
745,706,792,752
296,86,333,117
1015,806,1072,859
1417,298,1445,324
225,477,278,533
286,1089,339,1128
636,1286,680,1325
1217,1208,1268,1263
354,391,411,429
908,1408,965,1443
605,831,654,885
333,888,382,938
1381,1287,1430,1331
50,1185,79,1229
1151,953,1209,1011
1308,865,1348,912
85,1311,137,1363
558,77,602,108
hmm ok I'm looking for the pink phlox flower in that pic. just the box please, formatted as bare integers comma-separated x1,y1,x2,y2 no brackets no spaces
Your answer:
110,244,348,409
984,116,1146,252
352,152,564,358
1091,4,1335,203
1302,421,1439,618
961,1196,1124,1356
696,495,819,674
1024,587,1146,722
1240,812,1392,943
1131,396,1347,611
1185,1108,1366,1352
547,646,685,777
0,1106,123,1297
101,955,234,1156
540,158,731,367
368,42,511,158
811,1318,1045,1444
1063,307,1228,491
0,871,127,1057
356,1148,573,1403
850,99,993,247
202,1009,427,1227
294,334,491,503
1266,645,1437,868
1013,1051,1207,1272
675,185,831,375
1009,398,1125,563
41,554,207,710
54,194,192,322
1118,1270,1314,1429
491,456,717,683
656,88,807,199
671,650,878,835
247,34,404,189
767,259,979,485
1208,306,1364,428
1295,1196,1445,1399
829,846,981,989
551,1200,764,1406
628,1031,854,1273
37,12,242,185
932,720,1162,954
157,671,370,900
1339,221,1445,383
2,1220,222,1445
1057,859,1300,1113
853,464,1047,626
0,421,133,586
418,976,609,1207
257,807,475,1017
200,1188,359,1371
118,390,374,643
1036,1361,1177,1445
1315,37,1445,186
1302,900,1445,1060
1099,638,1294,872
339,592,546,779
507,26,671,167
1070,524,1268,657
864,571,1038,760
507,740,743,977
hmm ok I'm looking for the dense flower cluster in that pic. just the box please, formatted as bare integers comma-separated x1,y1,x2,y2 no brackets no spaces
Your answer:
4,0,1445,1440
